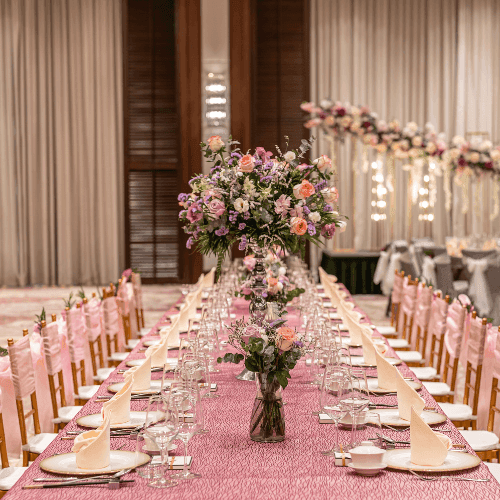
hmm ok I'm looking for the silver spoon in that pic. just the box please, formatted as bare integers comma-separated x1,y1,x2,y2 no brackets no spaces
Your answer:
409,470,489,482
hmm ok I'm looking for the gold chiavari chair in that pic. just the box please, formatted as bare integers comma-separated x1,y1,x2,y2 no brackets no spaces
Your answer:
67,305,88,401
7,338,58,466
391,270,404,331
414,285,433,360
0,413,28,496
132,271,145,330
40,319,83,432
82,297,104,379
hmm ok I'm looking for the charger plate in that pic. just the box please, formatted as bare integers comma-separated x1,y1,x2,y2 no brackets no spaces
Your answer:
370,408,446,426
107,379,163,395
40,450,150,476
126,358,178,368
342,337,385,348
382,449,480,472
76,410,163,429
367,378,421,394
348,356,402,367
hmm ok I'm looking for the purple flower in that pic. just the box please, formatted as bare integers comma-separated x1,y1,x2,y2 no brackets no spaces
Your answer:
243,212,251,220
303,206,311,215
231,152,242,159
262,292,268,298
239,235,247,251
229,210,239,223
239,223,246,230
215,227,229,236
324,204,333,212
178,193,188,202
294,341,304,348
186,237,194,249
260,175,273,183
307,223,316,236
179,210,187,218
320,223,336,239
187,204,203,223
315,180,327,191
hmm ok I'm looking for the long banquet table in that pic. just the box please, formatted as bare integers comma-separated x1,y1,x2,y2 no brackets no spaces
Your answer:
6,287,500,500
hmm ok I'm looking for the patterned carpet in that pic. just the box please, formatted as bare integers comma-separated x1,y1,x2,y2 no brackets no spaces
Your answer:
0,286,389,347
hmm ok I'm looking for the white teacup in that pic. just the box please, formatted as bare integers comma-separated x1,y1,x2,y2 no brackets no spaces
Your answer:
349,442,385,467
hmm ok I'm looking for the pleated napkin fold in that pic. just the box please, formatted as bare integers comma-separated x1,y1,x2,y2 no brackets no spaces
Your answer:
102,377,133,424
72,415,111,469
145,330,175,368
396,375,425,421
361,331,388,365
410,406,451,466
375,349,402,391
347,319,373,346
124,355,151,391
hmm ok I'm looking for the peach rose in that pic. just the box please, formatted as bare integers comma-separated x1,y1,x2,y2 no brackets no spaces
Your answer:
313,155,332,172
239,154,255,173
322,186,339,204
293,179,315,200
267,277,278,287
276,326,296,351
207,135,224,152
290,217,307,235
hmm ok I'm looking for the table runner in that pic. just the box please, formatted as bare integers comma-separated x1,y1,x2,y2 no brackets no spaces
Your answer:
6,289,500,500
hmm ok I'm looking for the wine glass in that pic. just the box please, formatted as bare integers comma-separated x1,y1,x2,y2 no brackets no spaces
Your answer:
144,396,179,488
319,367,349,456
170,392,203,480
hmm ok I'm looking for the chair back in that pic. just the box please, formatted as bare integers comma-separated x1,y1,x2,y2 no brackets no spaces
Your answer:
441,299,467,392
400,277,418,340
0,413,9,469
413,283,433,354
102,292,120,356
82,297,105,376
434,254,454,297
131,272,145,329
116,278,132,343
426,293,450,373
462,249,497,260
399,252,416,279
66,305,87,394
390,270,404,328
463,315,488,415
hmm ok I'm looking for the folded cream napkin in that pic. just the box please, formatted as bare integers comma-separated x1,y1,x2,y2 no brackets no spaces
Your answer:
347,318,372,345
145,335,175,368
375,349,402,391
361,331,388,365
397,376,425,421
72,415,111,469
124,355,151,391
164,316,180,346
102,377,132,424
410,406,452,466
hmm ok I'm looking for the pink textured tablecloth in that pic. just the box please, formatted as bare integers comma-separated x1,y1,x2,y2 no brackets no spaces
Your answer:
6,290,500,500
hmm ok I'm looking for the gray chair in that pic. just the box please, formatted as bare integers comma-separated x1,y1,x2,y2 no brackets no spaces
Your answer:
399,252,417,279
462,249,498,260
434,254,468,298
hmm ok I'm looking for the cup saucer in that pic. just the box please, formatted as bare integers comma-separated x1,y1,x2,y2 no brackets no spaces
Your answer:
347,463,387,476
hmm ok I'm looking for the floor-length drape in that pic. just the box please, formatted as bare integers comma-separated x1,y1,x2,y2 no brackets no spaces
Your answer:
0,0,124,286
310,0,500,262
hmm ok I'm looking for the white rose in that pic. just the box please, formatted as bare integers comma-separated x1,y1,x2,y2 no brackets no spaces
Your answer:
308,211,321,223
412,136,423,147
284,151,296,162
277,282,283,291
293,183,305,200
490,149,500,161
338,221,347,233
480,140,493,152
407,121,419,133
207,135,224,152
340,116,352,128
469,152,480,163
234,198,249,213
452,135,465,147
278,266,287,276
313,155,332,172
426,142,437,154
261,334,268,344
320,99,333,109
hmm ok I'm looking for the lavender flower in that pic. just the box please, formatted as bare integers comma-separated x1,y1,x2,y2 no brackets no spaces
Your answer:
324,204,333,212
186,237,194,249
315,179,327,191
239,235,247,251
239,223,246,230
307,223,316,236
303,206,311,215
178,193,188,202
243,211,251,220
215,227,229,236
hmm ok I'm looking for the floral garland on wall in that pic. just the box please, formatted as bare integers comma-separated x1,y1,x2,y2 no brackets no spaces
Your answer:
301,100,500,219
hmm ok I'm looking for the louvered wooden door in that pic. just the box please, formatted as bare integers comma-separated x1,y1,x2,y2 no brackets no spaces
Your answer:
123,0,202,283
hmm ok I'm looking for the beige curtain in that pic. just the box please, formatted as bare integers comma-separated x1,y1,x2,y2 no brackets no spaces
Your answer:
310,0,500,263
0,0,124,286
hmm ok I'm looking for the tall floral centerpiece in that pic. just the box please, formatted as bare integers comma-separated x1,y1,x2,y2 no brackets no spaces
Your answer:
218,319,304,442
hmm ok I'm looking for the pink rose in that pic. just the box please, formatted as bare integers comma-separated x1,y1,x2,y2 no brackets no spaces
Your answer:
300,101,315,113
242,324,262,345
304,118,321,129
122,268,132,279
322,186,339,204
293,180,315,200
314,155,332,172
255,147,272,162
290,217,307,236
208,199,225,218
187,204,202,223
207,135,224,152
320,224,336,239
239,154,255,173
276,326,296,351
244,255,256,271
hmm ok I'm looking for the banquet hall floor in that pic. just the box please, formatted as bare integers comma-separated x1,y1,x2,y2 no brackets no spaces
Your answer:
0,287,390,347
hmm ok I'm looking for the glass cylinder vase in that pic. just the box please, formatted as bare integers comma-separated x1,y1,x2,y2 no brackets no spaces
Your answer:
249,372,285,443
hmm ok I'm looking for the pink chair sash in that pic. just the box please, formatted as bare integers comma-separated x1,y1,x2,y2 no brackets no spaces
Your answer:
66,308,86,364
401,281,418,317
425,295,449,366
8,336,35,400
56,317,76,405
477,325,499,430
466,316,487,367
444,300,466,359
116,282,130,317
40,323,63,376
410,285,433,350
102,296,125,350
83,298,103,343
391,273,403,304
132,272,143,310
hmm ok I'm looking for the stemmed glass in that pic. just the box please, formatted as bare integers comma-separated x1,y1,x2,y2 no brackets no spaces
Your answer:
144,396,179,488
170,392,203,480
339,369,371,448
319,366,349,455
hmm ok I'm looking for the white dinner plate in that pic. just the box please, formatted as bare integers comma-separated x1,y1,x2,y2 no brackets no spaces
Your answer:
337,323,349,332
348,356,402,367
367,378,421,394
39,450,150,476
329,312,341,320
370,408,446,427
126,358,179,368
382,449,481,472
318,292,327,298
342,337,385,348
76,410,163,429
107,380,163,394
142,339,181,349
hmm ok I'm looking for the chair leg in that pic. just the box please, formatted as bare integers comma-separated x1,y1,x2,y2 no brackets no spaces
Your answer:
22,450,29,467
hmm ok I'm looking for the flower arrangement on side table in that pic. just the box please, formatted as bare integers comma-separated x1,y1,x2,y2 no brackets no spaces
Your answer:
218,319,305,442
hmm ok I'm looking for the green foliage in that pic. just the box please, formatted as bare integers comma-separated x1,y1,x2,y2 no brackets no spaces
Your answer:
62,292,75,309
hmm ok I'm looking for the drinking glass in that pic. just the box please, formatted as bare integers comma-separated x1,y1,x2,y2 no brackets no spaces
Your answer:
319,367,349,455
350,411,384,449
170,392,202,480
144,396,179,488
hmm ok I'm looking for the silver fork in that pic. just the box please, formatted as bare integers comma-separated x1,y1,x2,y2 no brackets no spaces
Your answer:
409,470,489,482
33,467,133,483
